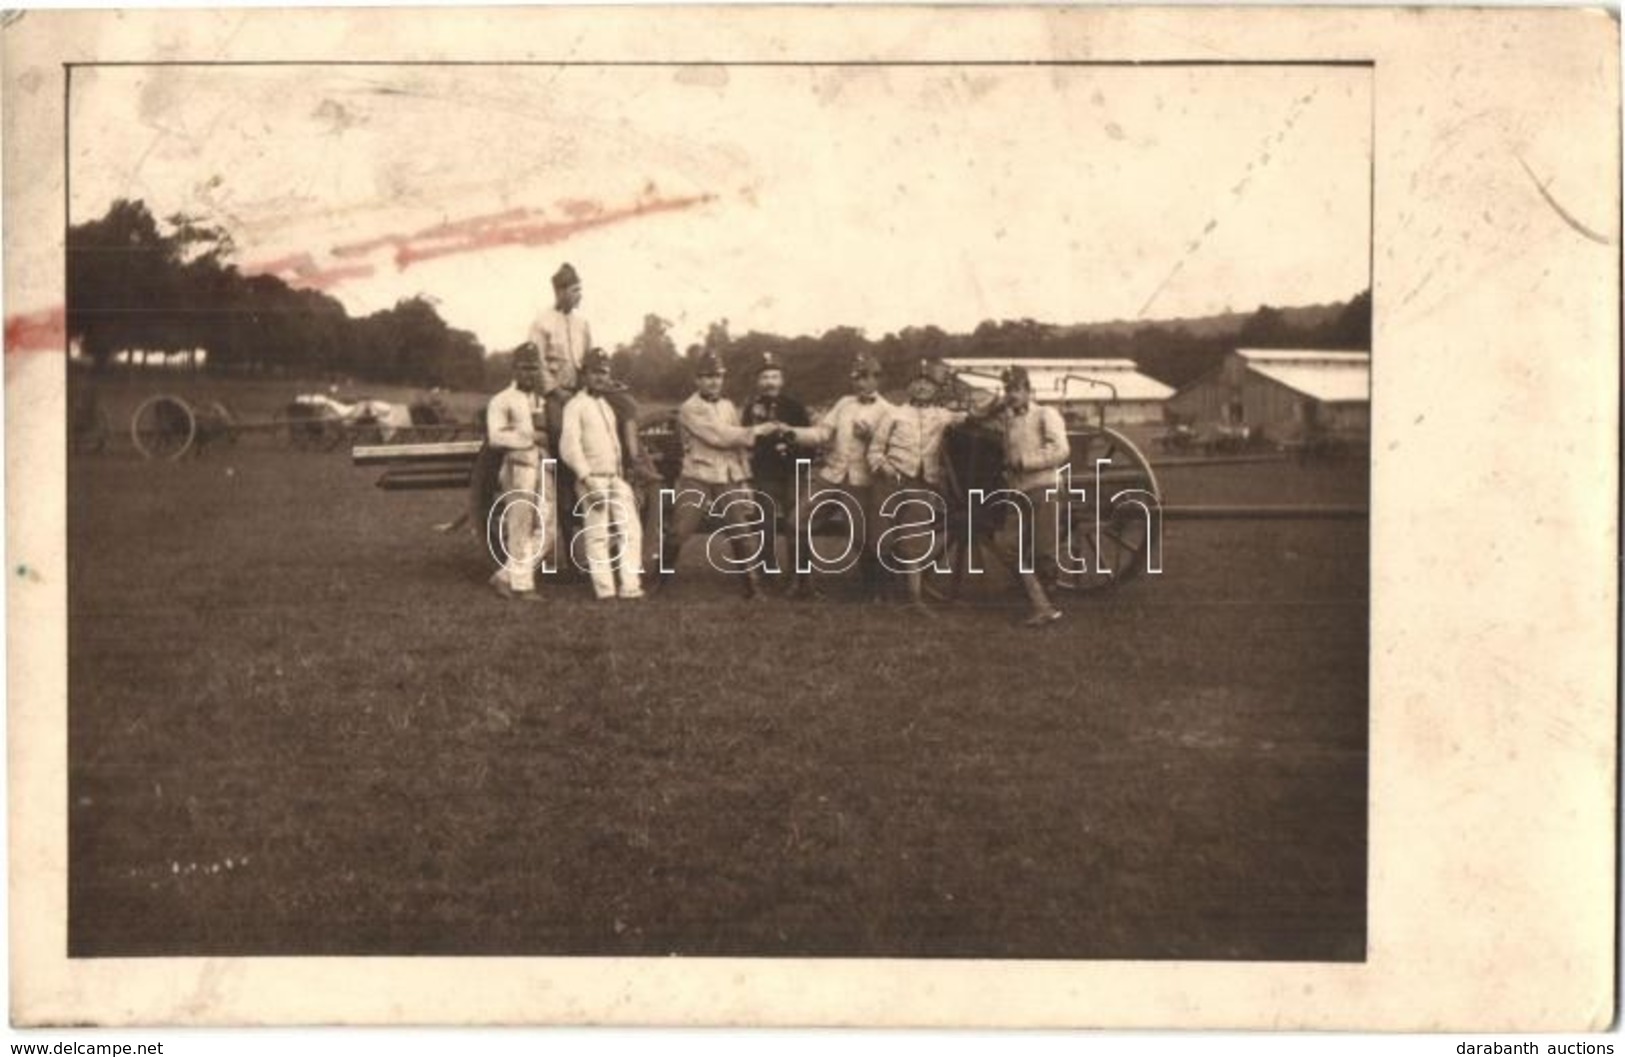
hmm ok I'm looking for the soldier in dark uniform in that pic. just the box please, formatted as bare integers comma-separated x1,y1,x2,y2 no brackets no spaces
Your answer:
740,351,816,594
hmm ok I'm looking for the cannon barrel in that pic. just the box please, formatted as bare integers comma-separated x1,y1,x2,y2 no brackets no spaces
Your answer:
353,440,484,466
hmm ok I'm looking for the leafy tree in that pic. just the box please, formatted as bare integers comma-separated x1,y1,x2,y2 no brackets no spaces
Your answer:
66,199,486,385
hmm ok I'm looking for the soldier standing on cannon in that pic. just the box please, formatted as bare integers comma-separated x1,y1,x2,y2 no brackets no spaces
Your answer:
484,342,553,602
740,351,815,595
532,264,659,569
652,352,779,600
530,262,591,390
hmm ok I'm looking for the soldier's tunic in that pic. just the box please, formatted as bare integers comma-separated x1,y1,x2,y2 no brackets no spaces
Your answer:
559,389,643,600
869,403,965,487
485,382,556,592
529,308,592,391
998,401,1071,574
868,402,966,565
660,393,765,578
789,393,893,579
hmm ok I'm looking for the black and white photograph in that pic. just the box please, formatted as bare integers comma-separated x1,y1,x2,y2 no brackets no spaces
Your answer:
3,3,1616,1035
57,58,1373,962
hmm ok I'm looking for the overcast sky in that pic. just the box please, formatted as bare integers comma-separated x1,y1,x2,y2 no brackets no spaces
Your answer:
69,63,1370,353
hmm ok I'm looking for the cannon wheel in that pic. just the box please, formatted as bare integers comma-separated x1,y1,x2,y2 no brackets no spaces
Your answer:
275,405,344,451
1062,426,1162,593
130,395,197,461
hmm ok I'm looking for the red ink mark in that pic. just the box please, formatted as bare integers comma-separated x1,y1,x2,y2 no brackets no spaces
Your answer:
413,207,533,241
242,252,377,291
392,193,717,270
9,188,723,348
332,208,534,259
4,305,65,352
293,263,377,290
330,234,403,260
248,251,320,275
557,199,604,221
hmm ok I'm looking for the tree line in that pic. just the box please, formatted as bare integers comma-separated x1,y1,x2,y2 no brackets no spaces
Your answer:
591,291,1370,407
69,199,1369,404
67,199,485,389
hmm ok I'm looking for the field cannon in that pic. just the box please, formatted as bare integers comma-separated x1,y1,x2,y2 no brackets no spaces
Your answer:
353,387,1167,596
353,367,1365,596
129,394,238,460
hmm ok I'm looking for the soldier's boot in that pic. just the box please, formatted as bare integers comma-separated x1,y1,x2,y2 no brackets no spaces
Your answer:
785,571,824,602
863,560,888,605
1018,570,1062,628
903,570,936,620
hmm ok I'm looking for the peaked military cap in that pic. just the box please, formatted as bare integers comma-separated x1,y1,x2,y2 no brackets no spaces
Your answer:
1001,365,1033,391
581,347,612,374
512,342,542,367
850,352,881,378
551,262,581,289
695,351,726,377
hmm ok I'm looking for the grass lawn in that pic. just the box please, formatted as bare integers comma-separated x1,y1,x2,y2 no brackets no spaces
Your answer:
67,440,1367,959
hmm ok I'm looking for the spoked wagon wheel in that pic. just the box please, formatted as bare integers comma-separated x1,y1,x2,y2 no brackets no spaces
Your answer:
1061,426,1162,592
130,395,197,461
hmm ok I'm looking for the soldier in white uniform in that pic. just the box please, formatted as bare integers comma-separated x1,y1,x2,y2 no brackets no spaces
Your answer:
783,353,895,601
996,365,1068,627
529,262,591,391
559,350,644,601
484,343,553,602
654,352,778,600
868,365,986,615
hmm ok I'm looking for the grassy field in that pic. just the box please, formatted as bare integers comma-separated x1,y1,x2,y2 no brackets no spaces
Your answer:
67,434,1368,959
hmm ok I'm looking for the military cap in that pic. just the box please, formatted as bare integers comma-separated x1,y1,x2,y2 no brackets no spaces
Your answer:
756,351,784,376
512,342,542,367
695,351,726,377
551,262,581,289
850,352,881,378
581,347,612,374
1001,365,1032,391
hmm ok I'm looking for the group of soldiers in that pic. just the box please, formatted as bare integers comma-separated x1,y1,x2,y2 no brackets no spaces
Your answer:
484,262,1073,627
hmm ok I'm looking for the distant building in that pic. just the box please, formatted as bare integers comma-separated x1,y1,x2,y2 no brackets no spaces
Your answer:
1168,349,1370,443
944,358,1174,425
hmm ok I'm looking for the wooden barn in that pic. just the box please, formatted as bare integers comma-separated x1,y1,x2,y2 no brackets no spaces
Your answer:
1167,349,1370,444
945,358,1174,426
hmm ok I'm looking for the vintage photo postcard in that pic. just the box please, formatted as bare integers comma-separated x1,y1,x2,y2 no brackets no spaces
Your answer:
3,3,1617,1030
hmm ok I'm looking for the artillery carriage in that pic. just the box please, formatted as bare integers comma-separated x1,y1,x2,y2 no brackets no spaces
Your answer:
353,366,1172,597
71,388,480,460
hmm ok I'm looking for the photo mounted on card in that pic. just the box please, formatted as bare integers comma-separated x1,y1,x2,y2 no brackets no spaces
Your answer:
4,4,1616,1030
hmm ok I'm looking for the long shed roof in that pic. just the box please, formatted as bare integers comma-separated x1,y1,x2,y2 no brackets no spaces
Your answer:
1234,349,1370,403
944,358,1175,403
